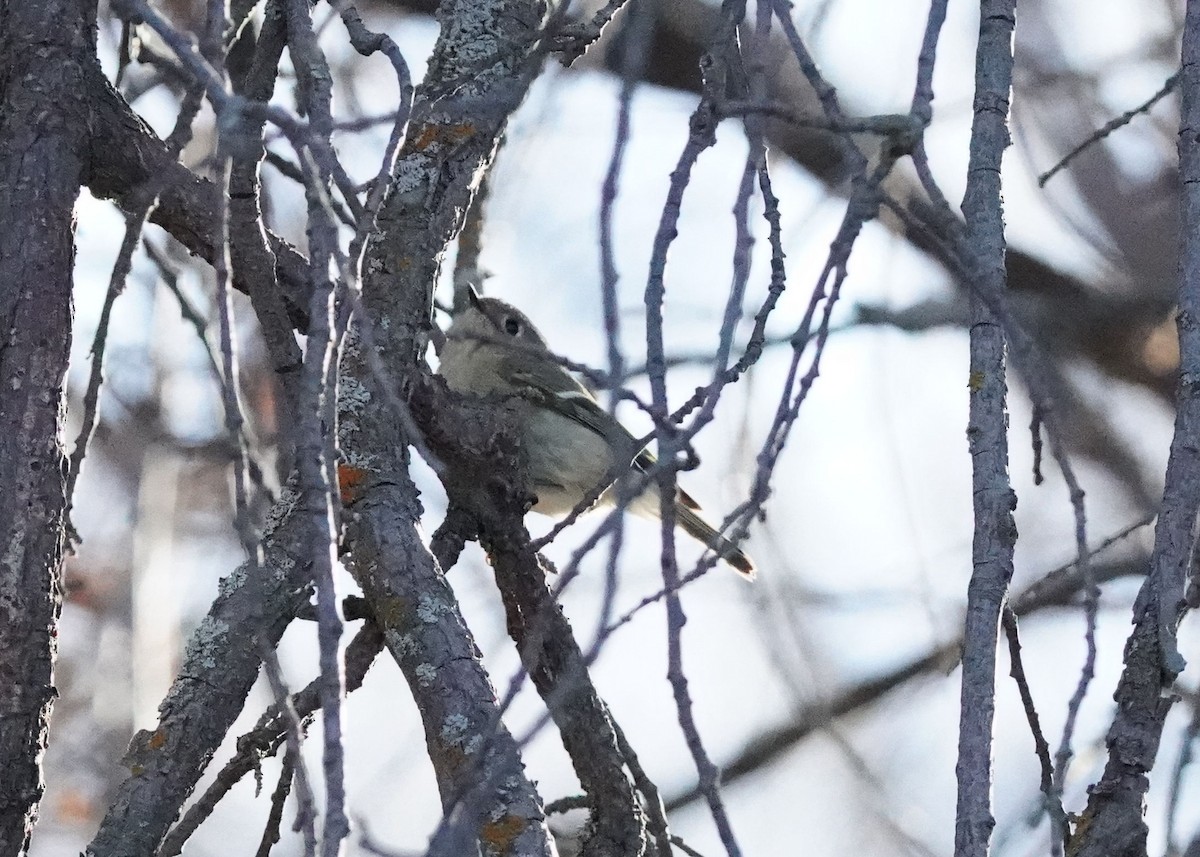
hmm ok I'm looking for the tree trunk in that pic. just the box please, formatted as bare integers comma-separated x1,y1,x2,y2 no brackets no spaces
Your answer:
0,1,94,852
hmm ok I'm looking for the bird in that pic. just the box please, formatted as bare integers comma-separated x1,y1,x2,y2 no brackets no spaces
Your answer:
436,289,755,579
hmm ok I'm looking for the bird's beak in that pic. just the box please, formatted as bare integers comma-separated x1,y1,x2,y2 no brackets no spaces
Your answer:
467,284,483,310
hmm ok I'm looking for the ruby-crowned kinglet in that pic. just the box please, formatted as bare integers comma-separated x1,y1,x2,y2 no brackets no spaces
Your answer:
437,290,755,579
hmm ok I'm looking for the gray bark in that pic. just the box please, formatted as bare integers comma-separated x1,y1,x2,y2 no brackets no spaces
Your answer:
84,0,565,851
0,1,95,852
1067,4,1200,855
84,503,315,857
954,3,1018,857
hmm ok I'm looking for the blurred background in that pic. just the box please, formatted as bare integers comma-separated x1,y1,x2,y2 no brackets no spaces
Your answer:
39,0,1199,855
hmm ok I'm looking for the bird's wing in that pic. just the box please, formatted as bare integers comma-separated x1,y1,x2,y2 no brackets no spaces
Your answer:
511,359,704,512
509,356,704,510
505,356,642,463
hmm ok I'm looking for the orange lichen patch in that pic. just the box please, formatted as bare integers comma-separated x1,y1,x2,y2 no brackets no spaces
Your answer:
481,815,526,851
337,462,369,505
411,123,440,150
443,122,475,143
148,728,167,750
411,121,477,151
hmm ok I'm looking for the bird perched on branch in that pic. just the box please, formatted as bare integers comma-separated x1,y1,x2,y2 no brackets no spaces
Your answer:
437,289,755,579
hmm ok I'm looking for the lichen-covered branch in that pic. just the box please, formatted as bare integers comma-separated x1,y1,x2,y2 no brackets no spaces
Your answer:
327,0,565,853
226,0,304,432
359,0,551,375
158,623,385,856
84,498,315,857
336,0,649,849
339,436,554,855
407,378,647,857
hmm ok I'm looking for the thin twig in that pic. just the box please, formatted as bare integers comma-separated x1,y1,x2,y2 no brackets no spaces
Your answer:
254,754,295,857
159,623,385,855
282,1,349,851
64,82,204,542
666,526,1152,812
642,2,750,853
1001,607,1068,847
1068,9,1200,854
550,0,634,65
1165,691,1200,855
1038,71,1180,186
954,4,1018,857
613,718,675,857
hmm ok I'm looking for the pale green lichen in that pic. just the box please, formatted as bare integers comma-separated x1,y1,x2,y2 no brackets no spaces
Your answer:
417,594,450,624
264,486,300,533
390,157,430,198
339,375,371,415
182,617,231,670
415,662,437,686
338,375,374,443
342,449,381,472
270,554,297,580
441,713,470,746
216,564,249,597
3,529,26,577
394,633,418,659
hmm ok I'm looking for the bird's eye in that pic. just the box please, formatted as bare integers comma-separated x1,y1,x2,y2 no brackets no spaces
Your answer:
503,316,521,336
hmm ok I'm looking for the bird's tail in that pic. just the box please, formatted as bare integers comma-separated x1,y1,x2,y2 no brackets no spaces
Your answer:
675,504,756,580
622,464,756,578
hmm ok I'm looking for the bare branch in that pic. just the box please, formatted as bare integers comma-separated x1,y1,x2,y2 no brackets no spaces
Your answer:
1038,72,1180,187
255,752,296,857
1165,693,1200,856
86,64,313,331
1000,607,1068,847
1068,5,1200,854
408,378,646,857
666,535,1153,812
327,0,567,851
954,4,1018,857
642,3,753,852
259,644,319,854
65,82,204,542
282,1,351,851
